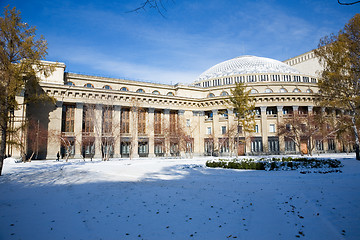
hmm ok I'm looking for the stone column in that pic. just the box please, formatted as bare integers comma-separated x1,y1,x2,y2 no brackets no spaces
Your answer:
192,111,203,156
260,106,268,153
227,109,235,155
163,109,170,157
148,108,155,157
94,104,103,159
320,107,329,151
74,102,83,159
198,111,205,156
47,101,63,159
178,110,185,157
130,107,139,158
277,106,284,153
113,105,121,158
293,105,299,114
308,106,313,114
212,109,219,153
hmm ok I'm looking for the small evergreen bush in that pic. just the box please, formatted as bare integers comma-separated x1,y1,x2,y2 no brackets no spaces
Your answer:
205,157,343,172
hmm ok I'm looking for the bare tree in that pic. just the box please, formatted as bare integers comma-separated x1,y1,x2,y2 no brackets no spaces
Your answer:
130,0,174,17
278,110,345,156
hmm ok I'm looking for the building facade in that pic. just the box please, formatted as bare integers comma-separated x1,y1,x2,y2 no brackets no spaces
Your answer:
7,52,349,160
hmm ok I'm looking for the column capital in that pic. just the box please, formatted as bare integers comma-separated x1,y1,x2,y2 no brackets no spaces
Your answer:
148,108,155,113
164,109,170,114
260,106,267,112
194,111,205,116
114,105,121,111
308,106,314,113
293,106,299,111
212,109,218,114
178,110,185,115
76,102,84,108
227,109,234,114
56,101,63,107
276,106,283,112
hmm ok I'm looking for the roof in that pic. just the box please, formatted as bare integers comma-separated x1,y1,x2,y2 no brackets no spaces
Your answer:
197,55,300,81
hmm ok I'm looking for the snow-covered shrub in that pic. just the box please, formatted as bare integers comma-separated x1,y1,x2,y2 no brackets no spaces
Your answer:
206,157,343,173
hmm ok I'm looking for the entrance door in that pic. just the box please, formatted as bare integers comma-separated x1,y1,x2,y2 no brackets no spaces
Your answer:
300,140,308,154
237,142,245,156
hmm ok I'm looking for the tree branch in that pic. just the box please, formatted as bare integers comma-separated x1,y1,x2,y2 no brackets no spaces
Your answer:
338,0,360,5
128,0,174,18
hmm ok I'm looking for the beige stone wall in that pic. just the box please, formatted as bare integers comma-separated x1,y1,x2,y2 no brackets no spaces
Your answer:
283,51,323,77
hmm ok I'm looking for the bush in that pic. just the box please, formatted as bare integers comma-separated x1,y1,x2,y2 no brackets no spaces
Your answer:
206,157,343,172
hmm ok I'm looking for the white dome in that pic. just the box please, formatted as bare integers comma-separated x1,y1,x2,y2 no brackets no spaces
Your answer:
198,55,300,81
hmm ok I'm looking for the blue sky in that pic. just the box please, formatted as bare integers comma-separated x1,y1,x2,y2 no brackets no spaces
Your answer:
2,0,359,84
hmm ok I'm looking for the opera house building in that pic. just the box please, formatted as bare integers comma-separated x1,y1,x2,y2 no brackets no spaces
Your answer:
7,51,348,160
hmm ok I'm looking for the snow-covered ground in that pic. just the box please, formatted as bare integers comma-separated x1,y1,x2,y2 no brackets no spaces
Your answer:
0,154,359,240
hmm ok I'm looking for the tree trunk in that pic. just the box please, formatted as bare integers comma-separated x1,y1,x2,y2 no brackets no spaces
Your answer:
351,114,360,160
0,125,7,176
0,98,9,176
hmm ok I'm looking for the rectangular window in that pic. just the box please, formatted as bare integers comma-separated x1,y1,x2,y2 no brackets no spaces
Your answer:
316,140,324,151
268,137,279,152
138,109,147,134
170,111,177,135
83,105,95,133
155,141,164,156
207,127,212,135
204,139,214,155
102,106,113,134
186,119,191,127
121,142,130,155
138,142,148,155
251,138,263,152
285,137,296,151
221,126,227,135
328,139,336,151
205,111,213,120
121,108,130,134
185,139,194,153
255,125,259,133
62,104,75,132
154,110,162,135
237,125,243,134
219,138,229,153
269,124,276,133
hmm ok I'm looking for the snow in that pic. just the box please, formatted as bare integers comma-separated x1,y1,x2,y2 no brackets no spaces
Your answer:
0,154,359,240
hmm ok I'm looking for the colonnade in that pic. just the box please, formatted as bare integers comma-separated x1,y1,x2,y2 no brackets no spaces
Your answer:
45,101,335,159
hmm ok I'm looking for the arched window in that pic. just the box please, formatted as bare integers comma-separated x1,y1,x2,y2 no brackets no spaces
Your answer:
84,83,94,88
103,85,112,90
167,92,174,96
265,88,273,93
293,88,301,93
66,81,75,86
120,87,129,92
207,93,215,98
306,89,313,93
279,88,288,93
152,90,160,95
220,91,229,96
136,89,145,93
250,89,258,94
